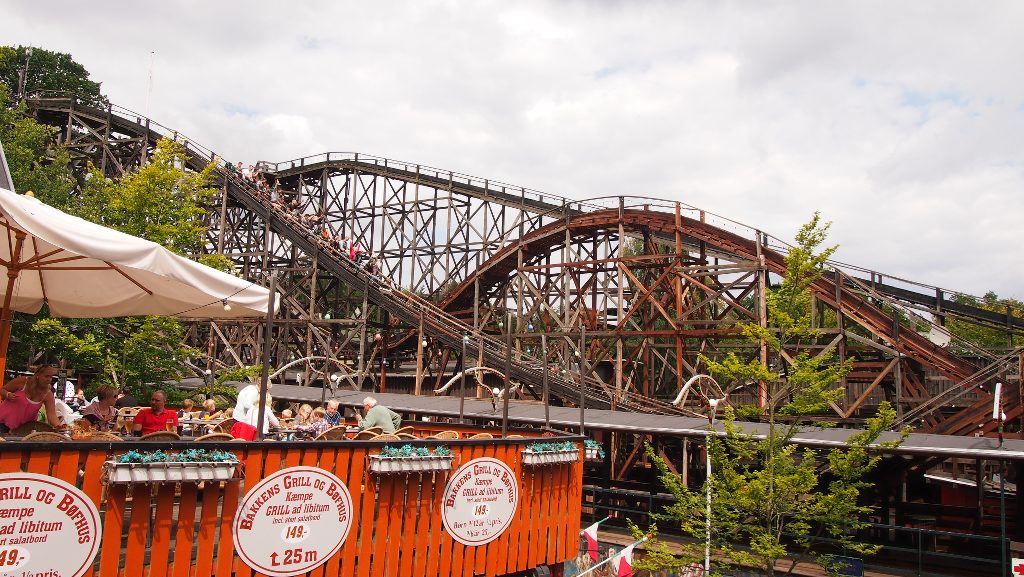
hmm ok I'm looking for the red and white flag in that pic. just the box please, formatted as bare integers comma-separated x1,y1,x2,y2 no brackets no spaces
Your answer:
614,542,637,577
1010,557,1024,577
581,520,601,561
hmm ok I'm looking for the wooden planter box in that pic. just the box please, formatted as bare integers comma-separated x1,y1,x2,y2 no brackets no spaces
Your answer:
103,460,239,484
522,449,579,466
368,454,454,474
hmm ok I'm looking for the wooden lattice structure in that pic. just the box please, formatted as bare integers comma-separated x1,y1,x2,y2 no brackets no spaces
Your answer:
24,96,1024,453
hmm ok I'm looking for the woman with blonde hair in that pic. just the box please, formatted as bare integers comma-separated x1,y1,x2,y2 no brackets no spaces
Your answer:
0,365,60,433
295,403,315,426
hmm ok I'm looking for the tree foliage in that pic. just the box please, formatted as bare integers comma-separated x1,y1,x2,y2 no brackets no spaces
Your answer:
0,86,75,205
944,291,1022,353
20,138,215,396
1,57,215,395
77,138,216,253
0,46,104,104
637,213,906,577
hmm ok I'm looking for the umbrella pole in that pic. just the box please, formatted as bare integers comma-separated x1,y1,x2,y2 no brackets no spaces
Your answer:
255,274,277,441
0,231,26,381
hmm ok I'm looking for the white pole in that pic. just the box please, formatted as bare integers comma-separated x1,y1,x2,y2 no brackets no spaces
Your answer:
145,51,155,118
705,410,714,574
706,396,723,574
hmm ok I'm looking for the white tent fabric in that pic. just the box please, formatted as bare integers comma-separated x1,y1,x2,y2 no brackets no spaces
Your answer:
0,185,273,318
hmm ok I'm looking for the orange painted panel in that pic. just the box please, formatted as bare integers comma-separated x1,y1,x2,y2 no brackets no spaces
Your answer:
26,449,51,475
149,484,176,576
123,485,153,576
171,484,198,577
98,485,127,577
52,448,79,482
194,483,221,576
317,445,342,577
355,466,378,577
216,479,241,577
425,465,447,577
532,469,548,569
411,469,435,576
0,434,584,577
335,445,360,576
398,476,418,577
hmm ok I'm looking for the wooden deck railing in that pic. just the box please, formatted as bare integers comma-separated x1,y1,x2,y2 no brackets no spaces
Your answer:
0,430,583,577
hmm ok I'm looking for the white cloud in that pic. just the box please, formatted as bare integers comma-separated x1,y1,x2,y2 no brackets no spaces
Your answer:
4,0,1022,299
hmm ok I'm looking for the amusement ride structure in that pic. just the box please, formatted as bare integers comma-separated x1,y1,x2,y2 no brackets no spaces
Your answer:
24,94,1022,447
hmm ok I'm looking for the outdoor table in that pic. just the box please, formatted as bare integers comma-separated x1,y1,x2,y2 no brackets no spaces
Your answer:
179,418,226,426
270,428,304,440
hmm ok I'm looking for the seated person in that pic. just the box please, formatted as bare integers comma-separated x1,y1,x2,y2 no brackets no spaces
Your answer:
68,387,88,412
114,389,139,409
294,403,315,426
177,399,195,434
354,396,401,434
295,407,332,438
80,385,118,431
0,365,61,433
323,400,343,427
132,391,179,436
197,398,222,420
239,394,279,436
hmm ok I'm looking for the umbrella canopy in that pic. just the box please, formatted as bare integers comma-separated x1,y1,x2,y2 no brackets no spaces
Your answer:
0,156,274,377
0,186,273,318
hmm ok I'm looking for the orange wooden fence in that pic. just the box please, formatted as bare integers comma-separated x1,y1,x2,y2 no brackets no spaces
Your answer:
0,435,584,577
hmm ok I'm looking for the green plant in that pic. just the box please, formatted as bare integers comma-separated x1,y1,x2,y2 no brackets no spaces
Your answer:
215,365,263,385
584,439,605,459
525,441,577,453
116,448,238,463
377,444,451,458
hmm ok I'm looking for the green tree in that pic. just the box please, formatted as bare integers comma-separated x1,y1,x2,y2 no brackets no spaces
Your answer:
0,86,75,206
944,291,1022,353
77,138,216,253
0,46,104,104
115,316,198,393
637,214,906,576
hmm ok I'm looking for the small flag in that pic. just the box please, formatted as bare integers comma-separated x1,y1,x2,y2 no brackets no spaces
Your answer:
1011,557,1024,577
614,542,637,577
581,520,601,561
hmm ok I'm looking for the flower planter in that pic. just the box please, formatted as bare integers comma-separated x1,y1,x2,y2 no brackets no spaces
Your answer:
369,454,454,475
521,448,579,466
103,460,239,484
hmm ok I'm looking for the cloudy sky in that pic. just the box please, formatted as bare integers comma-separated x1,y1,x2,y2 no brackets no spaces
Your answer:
5,1,1023,299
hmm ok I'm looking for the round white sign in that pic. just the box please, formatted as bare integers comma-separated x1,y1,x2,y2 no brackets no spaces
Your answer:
442,457,519,546
233,466,353,577
0,472,101,577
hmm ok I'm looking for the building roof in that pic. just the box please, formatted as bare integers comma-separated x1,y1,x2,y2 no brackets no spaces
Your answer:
264,383,1024,460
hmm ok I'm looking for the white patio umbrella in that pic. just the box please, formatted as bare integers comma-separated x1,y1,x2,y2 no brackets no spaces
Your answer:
0,155,275,377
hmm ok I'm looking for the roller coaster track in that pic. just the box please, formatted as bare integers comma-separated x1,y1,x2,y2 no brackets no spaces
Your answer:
218,174,688,415
28,96,1023,334
23,95,1021,432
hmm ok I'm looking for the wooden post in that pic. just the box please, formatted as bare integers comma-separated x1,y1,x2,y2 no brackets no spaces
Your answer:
255,274,277,441
414,312,424,396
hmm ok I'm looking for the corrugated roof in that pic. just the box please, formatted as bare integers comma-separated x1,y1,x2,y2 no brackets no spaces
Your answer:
264,384,1024,460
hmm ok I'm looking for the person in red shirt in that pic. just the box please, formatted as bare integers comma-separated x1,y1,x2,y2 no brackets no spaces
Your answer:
132,390,178,435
